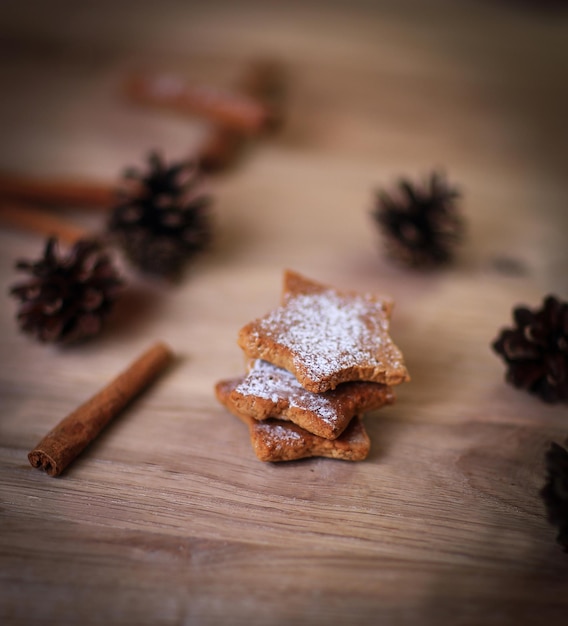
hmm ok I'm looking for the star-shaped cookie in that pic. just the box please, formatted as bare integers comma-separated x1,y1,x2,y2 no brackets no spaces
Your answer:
238,270,410,393
228,359,394,439
215,379,371,462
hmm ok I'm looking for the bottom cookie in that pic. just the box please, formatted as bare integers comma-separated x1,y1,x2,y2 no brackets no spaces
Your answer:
215,379,371,462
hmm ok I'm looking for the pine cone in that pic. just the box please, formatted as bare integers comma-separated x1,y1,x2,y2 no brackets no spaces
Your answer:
541,442,568,551
10,237,122,344
372,172,463,267
108,151,212,278
492,295,568,403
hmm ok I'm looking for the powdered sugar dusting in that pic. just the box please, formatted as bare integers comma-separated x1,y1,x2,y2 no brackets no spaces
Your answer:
253,289,403,381
255,421,305,443
235,359,337,423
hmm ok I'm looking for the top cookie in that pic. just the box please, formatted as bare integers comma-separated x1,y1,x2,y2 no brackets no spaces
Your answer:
237,270,410,393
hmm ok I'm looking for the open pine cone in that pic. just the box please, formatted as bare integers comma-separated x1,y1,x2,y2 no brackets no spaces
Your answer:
372,172,463,268
10,237,122,344
541,441,568,551
492,295,568,403
108,151,212,278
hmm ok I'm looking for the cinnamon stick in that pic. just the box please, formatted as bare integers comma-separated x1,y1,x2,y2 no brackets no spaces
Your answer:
0,173,115,209
28,341,174,476
197,59,287,171
238,58,287,131
0,201,89,244
125,73,271,135
198,127,245,173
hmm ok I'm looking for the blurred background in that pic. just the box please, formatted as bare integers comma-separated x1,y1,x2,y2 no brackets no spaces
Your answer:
2,4,568,624
0,0,566,175
0,0,567,286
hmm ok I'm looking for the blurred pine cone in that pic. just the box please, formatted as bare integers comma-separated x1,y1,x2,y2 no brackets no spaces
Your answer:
492,295,568,403
10,237,122,344
541,441,568,551
372,172,463,267
108,152,212,278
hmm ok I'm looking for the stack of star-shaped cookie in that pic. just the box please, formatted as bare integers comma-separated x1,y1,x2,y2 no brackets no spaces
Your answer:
215,270,410,462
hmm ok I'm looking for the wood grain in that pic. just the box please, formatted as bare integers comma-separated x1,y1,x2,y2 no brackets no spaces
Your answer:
1,1,568,624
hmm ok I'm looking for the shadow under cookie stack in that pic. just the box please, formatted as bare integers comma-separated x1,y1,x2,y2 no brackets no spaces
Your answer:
215,270,410,462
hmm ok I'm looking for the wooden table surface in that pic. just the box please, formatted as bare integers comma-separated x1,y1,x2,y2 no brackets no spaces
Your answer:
1,1,568,624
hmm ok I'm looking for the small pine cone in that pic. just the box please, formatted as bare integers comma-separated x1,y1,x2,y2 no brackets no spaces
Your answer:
541,442,568,551
372,172,464,268
108,151,213,278
492,295,568,403
10,237,122,344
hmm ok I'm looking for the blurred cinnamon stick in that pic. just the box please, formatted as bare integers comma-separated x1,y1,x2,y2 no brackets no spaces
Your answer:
197,59,287,172
28,341,174,477
0,173,114,209
238,58,287,131
125,73,271,135
198,127,244,173
0,201,89,244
